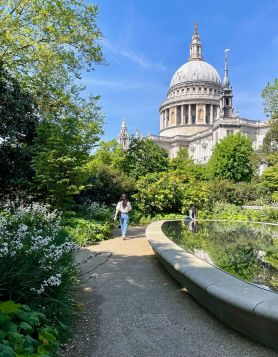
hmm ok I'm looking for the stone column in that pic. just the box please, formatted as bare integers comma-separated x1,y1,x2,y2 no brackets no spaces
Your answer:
181,105,184,125
175,106,177,126
210,104,213,124
196,104,199,124
203,105,206,124
188,104,192,124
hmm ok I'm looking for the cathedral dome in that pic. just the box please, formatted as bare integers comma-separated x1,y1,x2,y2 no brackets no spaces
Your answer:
170,60,221,88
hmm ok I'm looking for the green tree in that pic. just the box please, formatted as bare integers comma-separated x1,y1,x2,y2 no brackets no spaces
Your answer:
261,165,278,190
134,171,208,216
208,133,254,182
0,0,103,115
89,140,126,170
32,105,102,206
78,165,136,205
123,138,169,179
0,66,39,196
169,147,207,180
262,119,278,166
262,79,278,118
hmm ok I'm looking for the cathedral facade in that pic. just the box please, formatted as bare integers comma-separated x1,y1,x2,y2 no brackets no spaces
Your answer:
148,24,269,162
117,24,269,162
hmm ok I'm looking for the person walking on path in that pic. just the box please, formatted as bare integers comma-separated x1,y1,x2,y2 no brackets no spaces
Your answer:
114,194,132,239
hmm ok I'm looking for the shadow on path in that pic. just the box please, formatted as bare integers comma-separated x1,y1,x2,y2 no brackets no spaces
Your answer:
59,226,277,357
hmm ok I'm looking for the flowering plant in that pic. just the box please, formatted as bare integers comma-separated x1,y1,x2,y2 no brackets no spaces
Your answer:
0,203,78,322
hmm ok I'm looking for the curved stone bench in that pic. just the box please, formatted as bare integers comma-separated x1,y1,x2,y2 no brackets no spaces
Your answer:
146,220,278,352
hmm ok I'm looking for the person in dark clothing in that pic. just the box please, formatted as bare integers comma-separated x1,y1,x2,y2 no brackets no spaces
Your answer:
190,203,198,220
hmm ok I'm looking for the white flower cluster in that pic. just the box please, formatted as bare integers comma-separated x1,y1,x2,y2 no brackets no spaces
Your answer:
0,242,9,257
30,273,62,295
0,202,79,294
43,241,78,262
86,201,111,219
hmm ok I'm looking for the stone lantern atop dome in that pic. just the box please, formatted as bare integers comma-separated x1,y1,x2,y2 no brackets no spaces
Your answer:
189,22,203,61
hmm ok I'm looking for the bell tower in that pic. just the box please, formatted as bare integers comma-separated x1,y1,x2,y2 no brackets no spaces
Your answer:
220,49,234,118
117,118,130,150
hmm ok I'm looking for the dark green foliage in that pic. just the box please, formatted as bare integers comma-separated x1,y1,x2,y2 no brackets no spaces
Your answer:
0,67,38,197
207,180,260,207
62,206,113,246
0,67,37,144
208,132,254,182
0,301,58,356
78,165,136,205
122,138,169,179
65,218,112,246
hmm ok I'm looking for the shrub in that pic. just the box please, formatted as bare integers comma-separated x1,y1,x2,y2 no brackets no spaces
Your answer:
259,207,278,223
208,132,254,182
84,201,113,221
0,203,78,328
133,172,208,216
206,180,260,207
64,217,112,246
0,301,58,357
200,202,278,223
77,165,136,205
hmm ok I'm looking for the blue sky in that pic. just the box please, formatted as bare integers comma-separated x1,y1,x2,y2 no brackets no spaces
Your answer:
85,0,278,141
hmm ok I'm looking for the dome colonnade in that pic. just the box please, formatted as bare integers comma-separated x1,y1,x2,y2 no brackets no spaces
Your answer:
149,23,269,161
159,23,222,138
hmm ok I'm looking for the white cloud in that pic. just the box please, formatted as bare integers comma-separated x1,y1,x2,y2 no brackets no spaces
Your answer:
102,39,166,71
83,77,144,90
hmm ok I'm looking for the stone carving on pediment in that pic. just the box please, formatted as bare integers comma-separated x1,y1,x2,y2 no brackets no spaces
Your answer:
201,141,208,149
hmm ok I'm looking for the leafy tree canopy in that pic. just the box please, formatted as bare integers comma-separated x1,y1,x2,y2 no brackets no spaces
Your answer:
32,106,102,206
260,164,278,191
0,0,103,114
0,66,39,195
77,165,136,205
122,138,169,179
169,147,207,180
262,79,278,119
134,171,208,216
262,119,278,166
88,140,126,171
208,132,254,183
0,66,38,143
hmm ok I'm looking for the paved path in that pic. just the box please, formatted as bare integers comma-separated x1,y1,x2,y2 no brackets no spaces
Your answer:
60,226,278,357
